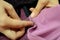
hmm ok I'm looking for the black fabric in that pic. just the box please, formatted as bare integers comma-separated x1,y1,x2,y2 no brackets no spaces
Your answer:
4,0,38,16
5,0,38,8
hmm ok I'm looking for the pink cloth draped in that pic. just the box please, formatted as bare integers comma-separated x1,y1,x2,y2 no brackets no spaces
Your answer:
27,5,60,40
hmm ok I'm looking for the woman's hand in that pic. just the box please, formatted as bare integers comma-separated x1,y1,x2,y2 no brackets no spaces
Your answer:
0,0,33,29
0,1,33,40
30,0,59,18
30,0,49,18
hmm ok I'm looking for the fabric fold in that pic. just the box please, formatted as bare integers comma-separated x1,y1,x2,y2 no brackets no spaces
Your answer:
27,5,60,40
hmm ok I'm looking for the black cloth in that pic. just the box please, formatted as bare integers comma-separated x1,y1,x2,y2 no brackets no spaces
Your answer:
4,0,38,17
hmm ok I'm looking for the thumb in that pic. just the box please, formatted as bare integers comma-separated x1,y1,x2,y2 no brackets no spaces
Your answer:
29,8,34,12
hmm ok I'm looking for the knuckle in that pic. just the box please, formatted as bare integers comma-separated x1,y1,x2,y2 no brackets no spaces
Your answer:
8,4,14,10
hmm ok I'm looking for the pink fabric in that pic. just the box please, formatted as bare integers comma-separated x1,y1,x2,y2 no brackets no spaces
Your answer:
27,5,60,40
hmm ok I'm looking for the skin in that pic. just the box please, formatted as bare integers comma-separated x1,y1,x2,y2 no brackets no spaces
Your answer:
30,0,59,18
0,0,59,40
0,0,33,40
46,0,59,7
30,0,49,18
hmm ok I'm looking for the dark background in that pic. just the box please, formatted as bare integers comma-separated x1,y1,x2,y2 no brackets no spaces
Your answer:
59,0,60,3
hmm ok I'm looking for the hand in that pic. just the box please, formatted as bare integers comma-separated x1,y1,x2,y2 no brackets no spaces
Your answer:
0,0,33,40
30,0,48,18
0,0,33,29
30,0,59,18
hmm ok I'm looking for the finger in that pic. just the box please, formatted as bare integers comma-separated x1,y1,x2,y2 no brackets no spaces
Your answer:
3,1,21,20
5,17,33,28
30,0,49,18
29,8,34,12
0,5,8,16
16,28,25,38
2,30,16,40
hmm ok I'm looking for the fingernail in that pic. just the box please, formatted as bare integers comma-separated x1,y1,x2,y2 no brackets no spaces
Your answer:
27,21,34,26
